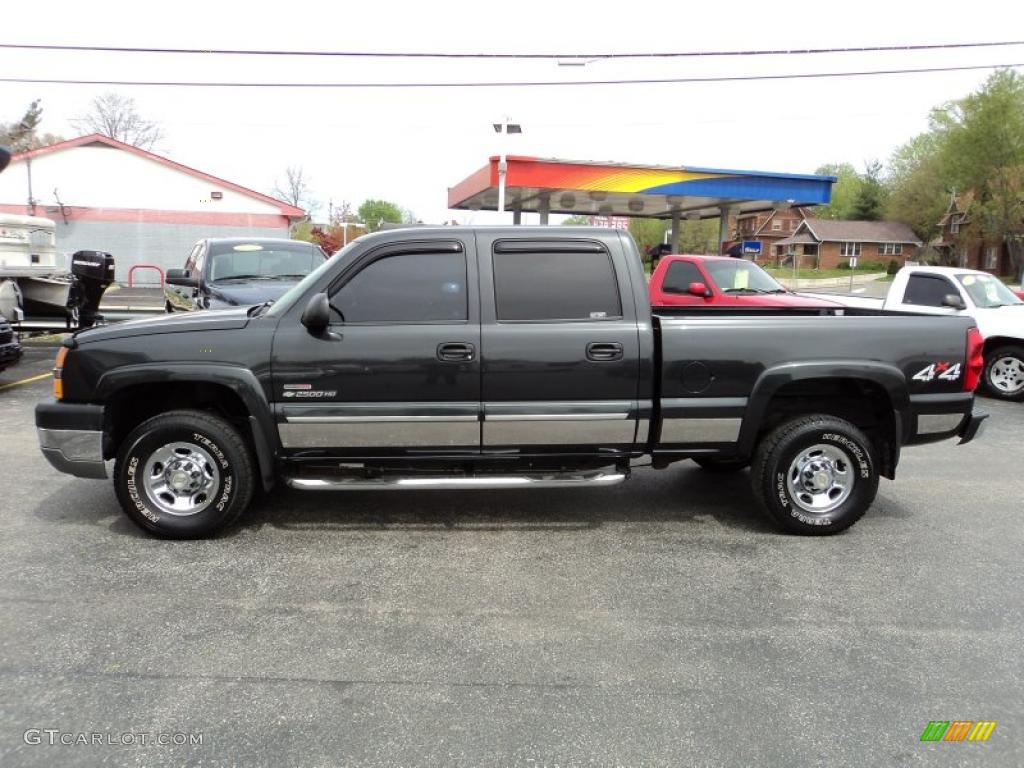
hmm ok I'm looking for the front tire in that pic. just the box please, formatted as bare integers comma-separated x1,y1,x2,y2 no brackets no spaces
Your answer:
983,345,1024,401
114,409,254,538
751,415,878,535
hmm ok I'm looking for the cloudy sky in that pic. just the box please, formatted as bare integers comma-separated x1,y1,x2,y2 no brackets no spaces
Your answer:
2,0,1022,223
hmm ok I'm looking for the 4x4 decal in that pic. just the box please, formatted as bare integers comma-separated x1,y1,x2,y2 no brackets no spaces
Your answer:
912,362,962,383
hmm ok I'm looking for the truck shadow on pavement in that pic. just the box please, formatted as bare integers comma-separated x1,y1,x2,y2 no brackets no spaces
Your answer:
31,465,913,538
238,466,782,536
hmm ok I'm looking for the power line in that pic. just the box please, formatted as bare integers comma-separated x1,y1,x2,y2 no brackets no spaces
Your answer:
0,62,1019,89
0,40,1021,60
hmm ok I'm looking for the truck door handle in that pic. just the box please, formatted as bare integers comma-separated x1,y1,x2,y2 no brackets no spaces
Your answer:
586,342,624,362
437,342,475,362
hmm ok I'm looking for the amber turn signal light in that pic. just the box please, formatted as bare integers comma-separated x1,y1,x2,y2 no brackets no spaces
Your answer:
53,346,69,400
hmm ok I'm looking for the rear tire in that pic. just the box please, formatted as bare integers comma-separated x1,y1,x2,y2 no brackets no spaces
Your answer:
983,345,1024,401
114,409,254,539
751,414,878,535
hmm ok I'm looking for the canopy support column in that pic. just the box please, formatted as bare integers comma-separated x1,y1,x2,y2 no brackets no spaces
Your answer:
512,201,522,225
670,209,681,253
538,194,550,225
718,206,732,256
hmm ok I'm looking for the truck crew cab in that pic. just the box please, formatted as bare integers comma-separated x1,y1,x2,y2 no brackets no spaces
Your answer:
36,227,986,539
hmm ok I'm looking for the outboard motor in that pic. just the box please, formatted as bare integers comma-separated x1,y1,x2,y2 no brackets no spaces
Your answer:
69,250,115,328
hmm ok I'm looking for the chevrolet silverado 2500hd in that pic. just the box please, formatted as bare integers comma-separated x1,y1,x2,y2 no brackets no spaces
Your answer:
36,227,987,538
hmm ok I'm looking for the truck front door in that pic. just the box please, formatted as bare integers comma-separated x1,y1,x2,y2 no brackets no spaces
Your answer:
270,239,481,456
476,235,642,456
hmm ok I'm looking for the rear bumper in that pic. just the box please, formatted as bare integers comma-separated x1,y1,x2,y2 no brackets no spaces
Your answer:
906,393,985,447
35,401,107,479
957,411,988,445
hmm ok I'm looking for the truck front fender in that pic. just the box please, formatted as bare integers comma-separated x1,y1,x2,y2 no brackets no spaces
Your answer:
96,363,278,491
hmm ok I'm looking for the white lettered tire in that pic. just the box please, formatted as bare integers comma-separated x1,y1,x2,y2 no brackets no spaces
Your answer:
114,410,255,538
751,415,879,535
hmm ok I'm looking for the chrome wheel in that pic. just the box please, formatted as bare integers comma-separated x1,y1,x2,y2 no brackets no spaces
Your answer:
988,355,1024,395
786,443,854,515
142,442,220,517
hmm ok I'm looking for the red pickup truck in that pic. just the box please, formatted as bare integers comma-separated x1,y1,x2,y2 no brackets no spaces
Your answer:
649,254,841,309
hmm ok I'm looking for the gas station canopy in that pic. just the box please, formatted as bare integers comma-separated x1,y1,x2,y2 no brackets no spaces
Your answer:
448,156,835,221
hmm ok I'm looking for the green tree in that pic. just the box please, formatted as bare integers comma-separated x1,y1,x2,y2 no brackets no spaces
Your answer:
628,218,669,256
0,100,63,152
562,214,593,225
677,219,719,254
358,199,406,231
813,163,862,219
885,133,948,242
291,220,315,242
931,69,1024,280
852,160,887,221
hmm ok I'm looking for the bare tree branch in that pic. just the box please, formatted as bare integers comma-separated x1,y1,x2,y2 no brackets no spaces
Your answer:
273,165,318,216
73,92,163,150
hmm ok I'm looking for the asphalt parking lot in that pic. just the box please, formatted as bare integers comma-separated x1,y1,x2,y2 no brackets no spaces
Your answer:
1,345,1021,767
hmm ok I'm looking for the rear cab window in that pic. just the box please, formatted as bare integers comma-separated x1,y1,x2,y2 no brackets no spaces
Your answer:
902,274,959,307
492,243,621,321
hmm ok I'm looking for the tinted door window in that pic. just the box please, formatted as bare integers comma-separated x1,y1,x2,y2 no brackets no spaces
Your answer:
493,249,621,321
662,261,706,293
903,274,957,307
331,252,468,323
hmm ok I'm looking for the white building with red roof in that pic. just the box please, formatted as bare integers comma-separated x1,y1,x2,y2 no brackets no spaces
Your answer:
0,134,305,281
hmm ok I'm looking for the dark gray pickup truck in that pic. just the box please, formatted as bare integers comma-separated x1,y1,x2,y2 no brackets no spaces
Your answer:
36,226,986,538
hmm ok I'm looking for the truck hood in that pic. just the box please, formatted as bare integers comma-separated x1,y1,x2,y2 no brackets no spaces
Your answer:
740,292,842,308
206,280,297,308
972,304,1024,340
75,307,252,344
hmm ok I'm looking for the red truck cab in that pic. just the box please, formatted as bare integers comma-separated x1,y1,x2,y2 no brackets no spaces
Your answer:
649,254,841,309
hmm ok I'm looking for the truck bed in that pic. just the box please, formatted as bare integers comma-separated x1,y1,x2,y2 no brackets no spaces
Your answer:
649,308,977,456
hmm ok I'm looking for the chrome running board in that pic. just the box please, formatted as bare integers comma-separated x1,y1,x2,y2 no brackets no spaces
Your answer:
285,468,628,491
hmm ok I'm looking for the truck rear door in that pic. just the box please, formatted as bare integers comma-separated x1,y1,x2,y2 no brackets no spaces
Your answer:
476,234,642,456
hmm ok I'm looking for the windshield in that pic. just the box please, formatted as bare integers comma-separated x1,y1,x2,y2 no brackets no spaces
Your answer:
956,273,1023,308
265,240,361,318
704,259,786,293
208,241,324,282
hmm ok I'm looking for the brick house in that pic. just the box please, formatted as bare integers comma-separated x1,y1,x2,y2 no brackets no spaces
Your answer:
772,219,922,269
932,193,1015,276
732,207,814,259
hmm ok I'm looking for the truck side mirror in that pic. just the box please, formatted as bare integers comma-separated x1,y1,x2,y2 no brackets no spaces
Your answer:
941,294,966,311
688,281,712,298
166,269,199,288
301,292,331,332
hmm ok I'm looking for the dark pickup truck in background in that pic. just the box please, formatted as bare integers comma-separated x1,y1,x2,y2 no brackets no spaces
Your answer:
0,311,22,375
37,227,986,538
165,237,327,312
